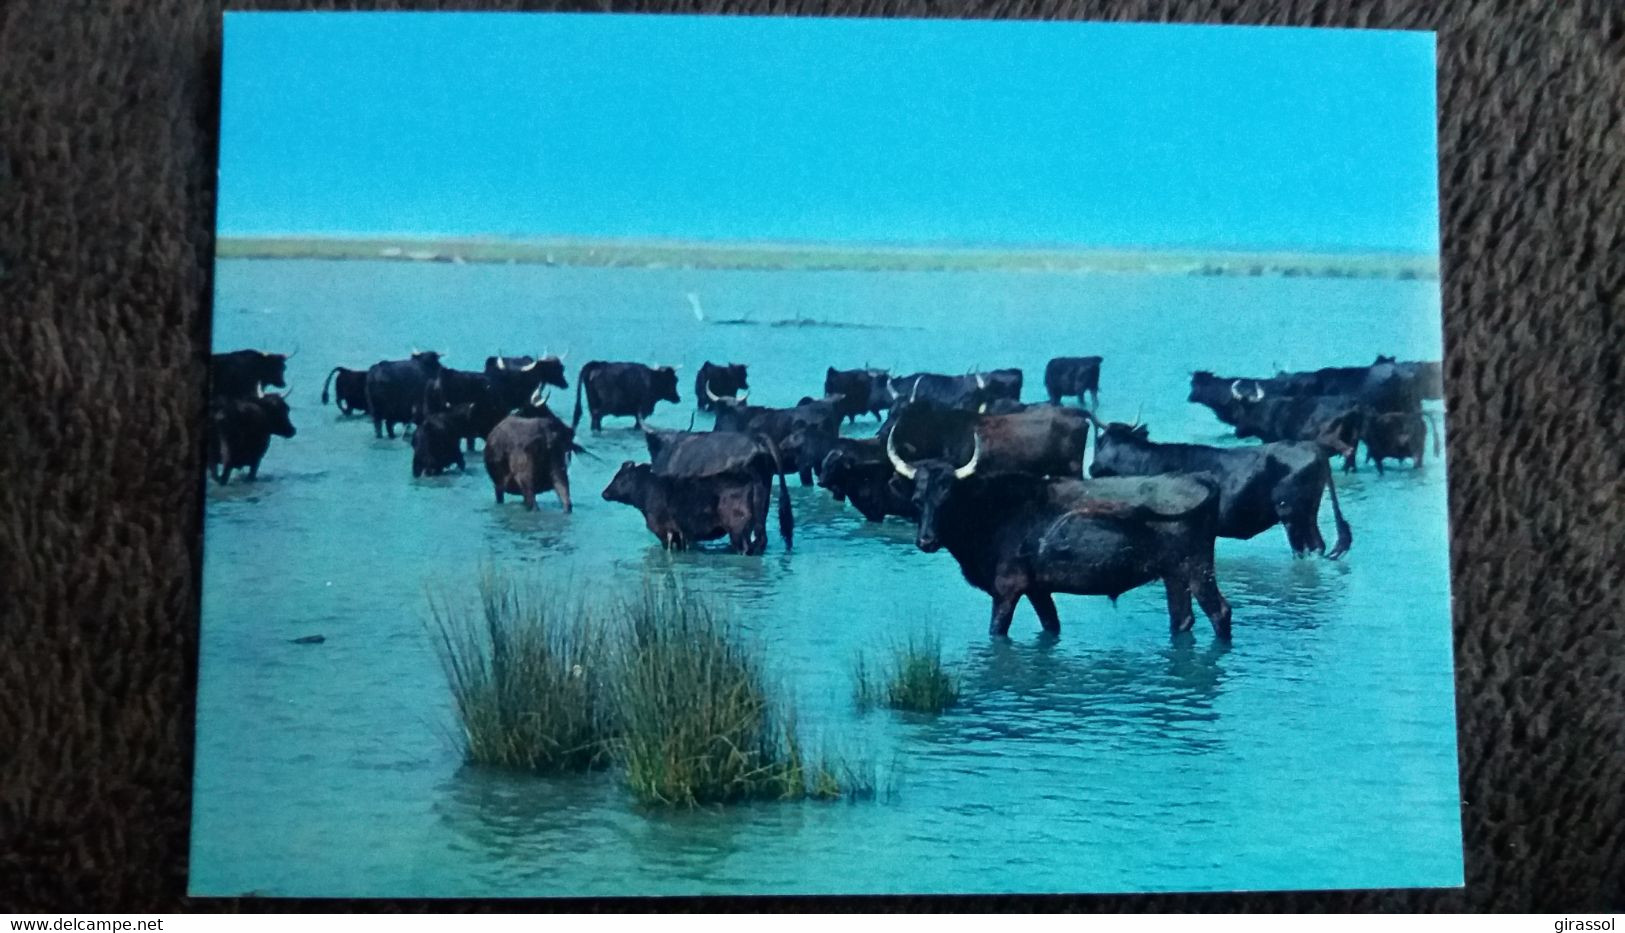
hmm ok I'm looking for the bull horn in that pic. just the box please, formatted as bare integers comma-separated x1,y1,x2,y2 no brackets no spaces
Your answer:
909,379,920,403
285,346,299,361
887,382,899,401
1084,409,1108,432
256,384,265,399
1252,383,1265,402
1130,404,1143,430
954,433,982,480
975,373,986,389
521,358,538,372
704,380,723,402
885,428,919,481
530,385,551,408
737,390,749,404
1230,380,1244,401
496,355,508,370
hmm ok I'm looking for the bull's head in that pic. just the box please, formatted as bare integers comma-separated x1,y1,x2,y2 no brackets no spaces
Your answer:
258,392,297,438
654,366,681,404
602,461,651,506
1229,379,1265,403
887,427,979,553
1087,417,1151,478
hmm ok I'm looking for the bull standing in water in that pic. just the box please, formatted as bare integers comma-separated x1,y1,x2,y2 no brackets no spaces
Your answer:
1088,417,1352,559
603,430,794,554
483,387,583,511
209,389,297,484
888,432,1232,639
571,361,681,431
320,366,369,415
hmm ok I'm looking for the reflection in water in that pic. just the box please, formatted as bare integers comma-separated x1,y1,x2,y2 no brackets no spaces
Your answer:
434,765,628,887
1219,553,1345,632
937,638,1232,756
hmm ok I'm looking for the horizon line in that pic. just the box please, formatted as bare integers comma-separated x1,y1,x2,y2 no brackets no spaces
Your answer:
214,232,1438,260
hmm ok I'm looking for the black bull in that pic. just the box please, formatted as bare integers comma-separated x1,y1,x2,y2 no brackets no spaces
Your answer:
818,437,918,523
365,351,444,438
695,362,749,412
882,400,1090,479
619,429,795,554
572,361,681,431
711,395,844,485
485,354,569,410
887,433,1233,640
208,393,296,485
1044,356,1102,408
211,349,288,400
888,369,1022,411
425,368,508,450
321,366,369,415
824,367,891,423
1088,421,1352,559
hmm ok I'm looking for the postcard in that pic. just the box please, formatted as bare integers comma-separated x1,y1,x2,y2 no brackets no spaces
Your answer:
195,12,1460,897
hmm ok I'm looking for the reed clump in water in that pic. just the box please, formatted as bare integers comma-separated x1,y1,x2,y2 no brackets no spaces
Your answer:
854,634,961,715
611,583,867,806
433,573,873,805
430,573,613,773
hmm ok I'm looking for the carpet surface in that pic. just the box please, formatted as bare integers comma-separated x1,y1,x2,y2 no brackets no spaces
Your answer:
2,0,1622,913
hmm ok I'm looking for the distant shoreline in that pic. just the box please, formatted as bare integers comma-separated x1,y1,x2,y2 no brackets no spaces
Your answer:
214,236,1439,281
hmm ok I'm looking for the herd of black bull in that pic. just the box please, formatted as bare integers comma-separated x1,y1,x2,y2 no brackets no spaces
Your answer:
208,350,1443,639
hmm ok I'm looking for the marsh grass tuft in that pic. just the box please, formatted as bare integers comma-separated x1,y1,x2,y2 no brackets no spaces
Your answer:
854,634,961,714
430,572,613,774
433,572,875,806
611,583,870,806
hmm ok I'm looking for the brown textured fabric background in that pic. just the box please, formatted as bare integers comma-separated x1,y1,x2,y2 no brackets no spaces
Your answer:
2,0,1622,913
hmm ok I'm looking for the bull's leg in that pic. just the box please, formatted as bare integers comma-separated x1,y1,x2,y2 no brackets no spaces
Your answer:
552,473,572,513
1372,455,1386,476
521,480,537,511
1191,572,1233,641
1090,389,1100,409
988,594,1020,637
1048,391,1063,405
1162,574,1196,635
1280,520,1304,557
246,461,261,482
1027,591,1062,635
493,484,505,504
373,416,383,439
465,436,476,453
591,413,602,432
753,482,770,553
798,467,813,486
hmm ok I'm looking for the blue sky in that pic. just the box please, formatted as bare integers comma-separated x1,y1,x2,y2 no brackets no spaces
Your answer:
218,13,1439,253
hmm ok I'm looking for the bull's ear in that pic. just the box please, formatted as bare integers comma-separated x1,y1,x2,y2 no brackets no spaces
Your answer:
1133,425,1150,440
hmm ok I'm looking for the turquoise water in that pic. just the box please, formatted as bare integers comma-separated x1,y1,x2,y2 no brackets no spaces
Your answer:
191,258,1462,897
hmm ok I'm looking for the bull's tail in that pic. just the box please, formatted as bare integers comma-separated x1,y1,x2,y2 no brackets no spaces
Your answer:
761,435,794,551
1424,411,1442,458
321,366,341,405
571,362,597,430
1323,459,1352,560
